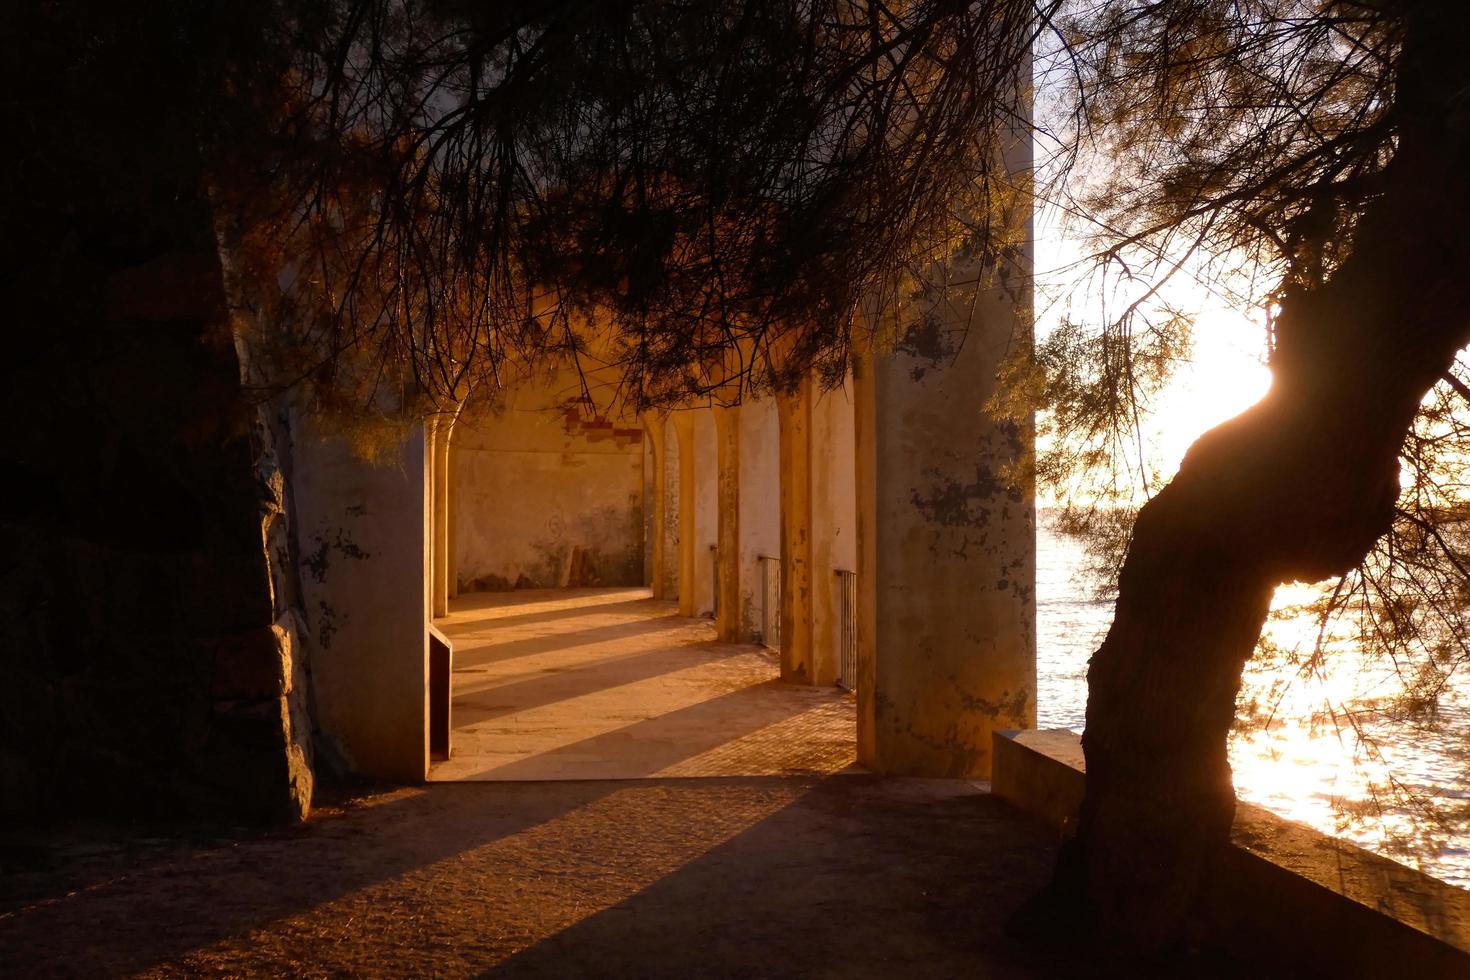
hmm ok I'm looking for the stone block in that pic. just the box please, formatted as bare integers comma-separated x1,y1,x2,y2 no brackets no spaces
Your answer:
264,509,298,617
283,742,314,821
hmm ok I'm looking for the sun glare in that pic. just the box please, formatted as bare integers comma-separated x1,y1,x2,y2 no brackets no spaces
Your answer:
1153,308,1274,473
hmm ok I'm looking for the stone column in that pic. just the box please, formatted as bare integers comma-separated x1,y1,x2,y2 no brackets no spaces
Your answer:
713,406,742,641
691,408,719,617
854,253,1036,779
446,434,459,600
777,377,815,682
671,411,698,617
810,379,857,687
735,397,781,642
642,412,669,600
431,416,452,618
661,416,681,599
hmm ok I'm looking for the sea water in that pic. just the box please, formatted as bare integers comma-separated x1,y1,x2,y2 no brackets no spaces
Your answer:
1036,518,1470,889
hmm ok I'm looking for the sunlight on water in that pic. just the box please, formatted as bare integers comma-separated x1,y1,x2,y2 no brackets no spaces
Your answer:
1036,521,1470,889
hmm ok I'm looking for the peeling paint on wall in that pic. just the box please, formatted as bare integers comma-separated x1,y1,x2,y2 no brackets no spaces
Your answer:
908,460,1023,529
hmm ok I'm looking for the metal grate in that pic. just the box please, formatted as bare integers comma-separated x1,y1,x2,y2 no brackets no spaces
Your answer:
758,555,781,650
835,569,858,692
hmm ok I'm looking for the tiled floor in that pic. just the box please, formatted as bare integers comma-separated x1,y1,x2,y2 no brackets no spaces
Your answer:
428,588,858,780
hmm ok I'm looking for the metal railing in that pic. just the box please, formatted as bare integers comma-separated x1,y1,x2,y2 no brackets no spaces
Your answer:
758,555,781,650
834,569,858,692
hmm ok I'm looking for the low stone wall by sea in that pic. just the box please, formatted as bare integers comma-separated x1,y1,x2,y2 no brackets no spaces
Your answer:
993,728,1470,978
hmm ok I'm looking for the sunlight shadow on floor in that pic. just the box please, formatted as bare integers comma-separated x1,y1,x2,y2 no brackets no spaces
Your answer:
430,588,858,782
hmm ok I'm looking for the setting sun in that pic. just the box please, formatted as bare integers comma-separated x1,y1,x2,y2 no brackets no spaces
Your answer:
1154,307,1275,471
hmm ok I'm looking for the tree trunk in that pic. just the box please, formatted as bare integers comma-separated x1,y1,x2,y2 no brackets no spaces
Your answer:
1062,10,1470,951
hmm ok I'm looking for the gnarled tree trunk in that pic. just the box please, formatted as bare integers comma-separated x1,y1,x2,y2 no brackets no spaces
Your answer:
1063,10,1470,951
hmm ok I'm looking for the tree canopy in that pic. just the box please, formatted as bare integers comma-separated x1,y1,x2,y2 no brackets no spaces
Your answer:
214,0,1037,416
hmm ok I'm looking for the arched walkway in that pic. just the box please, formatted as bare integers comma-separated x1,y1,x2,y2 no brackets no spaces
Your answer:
429,588,857,781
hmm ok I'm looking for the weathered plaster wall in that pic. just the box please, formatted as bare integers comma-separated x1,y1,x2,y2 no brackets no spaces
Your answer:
714,407,742,641
811,380,858,684
736,399,781,641
290,422,430,783
454,382,645,591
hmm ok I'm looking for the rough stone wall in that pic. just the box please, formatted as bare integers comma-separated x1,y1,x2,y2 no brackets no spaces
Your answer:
0,272,312,822
0,11,314,824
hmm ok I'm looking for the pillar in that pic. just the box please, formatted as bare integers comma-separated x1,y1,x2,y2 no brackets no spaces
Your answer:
671,411,698,617
713,406,742,641
777,376,815,681
446,433,459,600
431,415,452,618
854,251,1036,779
661,416,681,599
642,412,669,600
691,409,719,616
735,398,781,643
292,420,431,781
810,379,857,687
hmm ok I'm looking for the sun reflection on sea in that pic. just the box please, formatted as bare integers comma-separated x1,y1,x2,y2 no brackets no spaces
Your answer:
1229,581,1470,882
1039,531,1470,888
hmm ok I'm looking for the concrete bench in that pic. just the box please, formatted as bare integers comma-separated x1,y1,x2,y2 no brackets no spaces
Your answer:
993,728,1470,978
429,625,453,761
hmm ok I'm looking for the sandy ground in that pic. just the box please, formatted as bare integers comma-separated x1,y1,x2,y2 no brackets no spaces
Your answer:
431,589,856,781
1,594,1253,977
0,777,1257,978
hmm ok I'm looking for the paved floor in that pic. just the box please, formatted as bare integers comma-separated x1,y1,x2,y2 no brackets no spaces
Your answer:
430,588,858,781
0,778,1136,978
0,589,1255,977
